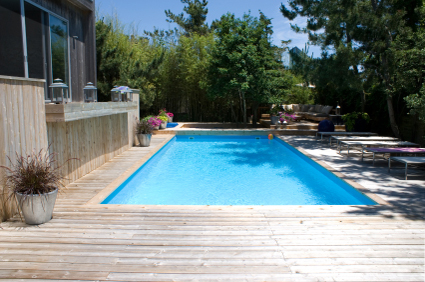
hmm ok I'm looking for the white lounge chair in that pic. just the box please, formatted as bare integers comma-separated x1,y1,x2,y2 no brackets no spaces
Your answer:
316,132,378,144
339,141,419,157
388,156,425,180
362,147,425,165
331,136,400,149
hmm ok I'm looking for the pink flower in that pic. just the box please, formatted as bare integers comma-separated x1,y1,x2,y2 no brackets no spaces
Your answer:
147,117,161,127
167,112,174,117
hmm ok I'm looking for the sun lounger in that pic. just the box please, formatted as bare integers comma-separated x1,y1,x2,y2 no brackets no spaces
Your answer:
388,156,425,180
339,141,419,157
331,136,399,149
362,147,425,165
315,132,378,144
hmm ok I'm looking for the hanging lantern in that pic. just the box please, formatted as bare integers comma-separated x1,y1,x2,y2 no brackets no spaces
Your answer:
110,86,121,102
49,78,69,104
83,82,97,102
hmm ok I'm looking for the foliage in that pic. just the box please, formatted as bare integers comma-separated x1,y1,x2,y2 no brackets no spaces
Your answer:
405,87,425,122
143,116,162,127
165,0,209,36
342,112,371,132
96,15,164,106
269,105,282,116
206,12,291,124
280,0,423,137
157,115,169,122
158,109,168,117
1,149,72,197
279,112,296,123
95,2,302,123
390,6,425,122
135,119,154,135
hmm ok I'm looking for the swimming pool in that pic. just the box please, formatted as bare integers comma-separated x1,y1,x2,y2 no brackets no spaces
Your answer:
102,135,376,205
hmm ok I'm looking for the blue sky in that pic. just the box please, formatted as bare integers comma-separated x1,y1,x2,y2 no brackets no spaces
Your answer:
96,0,321,57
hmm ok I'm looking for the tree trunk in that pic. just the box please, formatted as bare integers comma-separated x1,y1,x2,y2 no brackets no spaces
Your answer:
386,96,400,138
238,89,247,125
230,102,237,123
361,90,366,113
252,101,259,127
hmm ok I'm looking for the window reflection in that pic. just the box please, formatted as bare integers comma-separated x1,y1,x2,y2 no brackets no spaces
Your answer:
50,15,68,86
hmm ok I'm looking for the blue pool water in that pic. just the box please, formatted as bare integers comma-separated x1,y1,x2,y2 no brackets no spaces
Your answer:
166,122,179,128
102,135,376,205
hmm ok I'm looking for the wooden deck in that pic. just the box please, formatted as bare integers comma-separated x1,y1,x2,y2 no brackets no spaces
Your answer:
0,135,424,281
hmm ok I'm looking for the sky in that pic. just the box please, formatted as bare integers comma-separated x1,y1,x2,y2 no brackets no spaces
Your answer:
95,0,322,57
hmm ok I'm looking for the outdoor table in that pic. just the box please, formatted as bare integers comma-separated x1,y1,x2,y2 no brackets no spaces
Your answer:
362,147,425,165
331,136,400,149
388,156,425,180
339,141,419,158
315,131,378,145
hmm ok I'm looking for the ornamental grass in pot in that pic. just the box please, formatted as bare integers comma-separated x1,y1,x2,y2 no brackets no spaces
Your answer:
136,119,154,147
1,149,71,225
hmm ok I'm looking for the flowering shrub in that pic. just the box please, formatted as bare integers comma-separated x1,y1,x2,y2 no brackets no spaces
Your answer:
159,108,174,118
143,116,162,127
279,112,296,123
159,108,168,117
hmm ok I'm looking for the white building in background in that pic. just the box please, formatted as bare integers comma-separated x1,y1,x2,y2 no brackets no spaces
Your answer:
282,47,302,69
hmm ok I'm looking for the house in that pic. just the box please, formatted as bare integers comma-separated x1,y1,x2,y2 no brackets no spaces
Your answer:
282,47,302,69
0,0,139,220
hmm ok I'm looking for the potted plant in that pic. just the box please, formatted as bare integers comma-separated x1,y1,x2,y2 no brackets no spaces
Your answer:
277,112,296,128
136,119,154,147
269,105,282,125
144,116,161,130
167,112,174,123
342,112,371,132
157,115,168,129
1,149,70,225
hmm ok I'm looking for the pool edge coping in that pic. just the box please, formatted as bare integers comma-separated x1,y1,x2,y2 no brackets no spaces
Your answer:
86,133,389,207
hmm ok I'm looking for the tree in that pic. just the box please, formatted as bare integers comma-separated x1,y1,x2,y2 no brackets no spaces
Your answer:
206,12,288,125
96,16,164,109
165,0,209,36
391,7,425,122
281,0,422,137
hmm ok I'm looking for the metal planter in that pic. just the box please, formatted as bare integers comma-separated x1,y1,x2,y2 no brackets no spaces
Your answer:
137,134,152,147
160,121,167,129
15,189,58,225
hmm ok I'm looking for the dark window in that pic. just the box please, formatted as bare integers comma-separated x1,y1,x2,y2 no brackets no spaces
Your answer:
25,2,47,79
49,15,69,86
0,0,25,77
